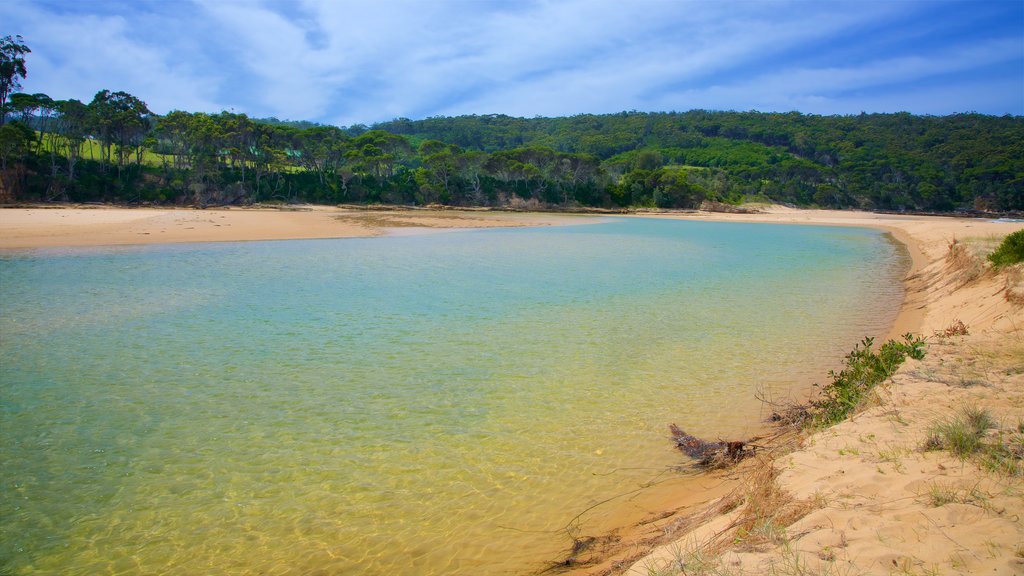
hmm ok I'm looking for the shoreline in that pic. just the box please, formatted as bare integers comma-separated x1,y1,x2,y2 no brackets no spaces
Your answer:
593,211,1023,575
548,210,933,573
0,204,592,250
2,205,1020,574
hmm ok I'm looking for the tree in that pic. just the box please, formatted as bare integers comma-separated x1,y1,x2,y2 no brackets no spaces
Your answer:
88,89,151,176
0,35,31,126
55,99,88,187
416,139,461,203
0,120,33,200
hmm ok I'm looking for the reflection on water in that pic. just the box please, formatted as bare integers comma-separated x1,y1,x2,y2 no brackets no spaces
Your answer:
0,218,905,575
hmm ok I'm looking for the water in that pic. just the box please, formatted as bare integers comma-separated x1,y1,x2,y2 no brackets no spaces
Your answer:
0,218,906,575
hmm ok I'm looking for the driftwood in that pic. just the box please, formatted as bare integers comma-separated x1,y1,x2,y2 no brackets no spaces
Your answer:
669,424,753,467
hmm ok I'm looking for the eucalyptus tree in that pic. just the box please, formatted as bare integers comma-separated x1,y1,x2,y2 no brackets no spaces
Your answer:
296,125,350,187
215,111,256,185
415,139,462,203
0,35,31,126
55,99,88,185
0,120,32,200
87,90,151,175
347,130,410,182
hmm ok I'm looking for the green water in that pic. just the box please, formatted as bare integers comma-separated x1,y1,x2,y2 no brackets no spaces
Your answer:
0,218,906,575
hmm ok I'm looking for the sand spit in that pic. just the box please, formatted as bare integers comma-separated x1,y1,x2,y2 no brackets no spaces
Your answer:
562,210,1023,576
0,205,587,249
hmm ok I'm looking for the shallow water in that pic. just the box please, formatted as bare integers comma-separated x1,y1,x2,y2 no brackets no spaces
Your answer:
0,218,906,575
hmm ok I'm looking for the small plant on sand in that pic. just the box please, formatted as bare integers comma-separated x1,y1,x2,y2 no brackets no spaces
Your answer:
980,432,1024,477
924,407,1024,476
987,229,1024,268
923,481,987,507
924,406,994,458
933,319,968,339
811,334,926,427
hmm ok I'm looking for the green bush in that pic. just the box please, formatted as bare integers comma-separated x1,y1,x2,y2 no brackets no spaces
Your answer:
811,333,926,427
987,229,1024,268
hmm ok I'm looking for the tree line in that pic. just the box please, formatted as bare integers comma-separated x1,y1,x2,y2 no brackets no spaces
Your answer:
2,34,1021,211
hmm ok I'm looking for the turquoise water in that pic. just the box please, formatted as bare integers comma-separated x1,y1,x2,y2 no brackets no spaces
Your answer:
0,218,906,575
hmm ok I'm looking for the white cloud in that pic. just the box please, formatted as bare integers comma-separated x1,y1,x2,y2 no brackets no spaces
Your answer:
645,36,1024,114
7,0,225,113
5,0,1022,123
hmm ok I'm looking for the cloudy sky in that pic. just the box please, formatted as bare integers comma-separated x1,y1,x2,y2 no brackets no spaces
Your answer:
6,0,1023,126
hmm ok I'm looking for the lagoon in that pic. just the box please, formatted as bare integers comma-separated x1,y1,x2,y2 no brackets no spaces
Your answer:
0,218,905,575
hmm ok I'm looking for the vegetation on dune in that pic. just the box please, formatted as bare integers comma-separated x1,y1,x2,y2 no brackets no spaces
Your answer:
987,229,1024,268
763,334,927,431
2,34,1023,211
810,334,926,427
924,406,1024,476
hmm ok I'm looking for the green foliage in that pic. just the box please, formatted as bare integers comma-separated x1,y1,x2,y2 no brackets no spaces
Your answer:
1,34,32,125
811,334,926,427
2,52,1022,212
987,229,1024,268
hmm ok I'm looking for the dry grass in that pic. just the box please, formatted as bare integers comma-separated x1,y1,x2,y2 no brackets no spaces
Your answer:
946,238,990,287
1004,264,1024,305
933,319,969,339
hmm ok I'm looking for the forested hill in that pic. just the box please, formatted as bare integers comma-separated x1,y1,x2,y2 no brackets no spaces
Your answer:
2,98,1021,212
1,34,1022,211
372,111,1023,211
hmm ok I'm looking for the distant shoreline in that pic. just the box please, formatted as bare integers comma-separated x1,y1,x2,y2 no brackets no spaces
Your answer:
0,204,592,250
1,202,1018,252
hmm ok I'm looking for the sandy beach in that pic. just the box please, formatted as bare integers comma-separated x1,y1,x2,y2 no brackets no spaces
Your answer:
2,205,1021,575
0,205,587,249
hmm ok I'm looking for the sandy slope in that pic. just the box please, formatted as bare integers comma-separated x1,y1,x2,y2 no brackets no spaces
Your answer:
612,211,1024,576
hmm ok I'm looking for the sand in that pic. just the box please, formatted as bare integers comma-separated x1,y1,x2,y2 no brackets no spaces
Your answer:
0,205,587,249
3,205,1022,575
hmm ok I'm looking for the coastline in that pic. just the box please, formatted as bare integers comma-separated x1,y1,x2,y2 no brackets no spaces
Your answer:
2,205,1020,575
0,204,590,250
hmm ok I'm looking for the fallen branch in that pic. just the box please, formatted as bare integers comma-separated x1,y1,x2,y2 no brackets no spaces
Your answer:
669,424,754,467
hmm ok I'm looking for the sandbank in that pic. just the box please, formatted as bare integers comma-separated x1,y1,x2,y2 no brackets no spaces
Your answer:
0,205,588,249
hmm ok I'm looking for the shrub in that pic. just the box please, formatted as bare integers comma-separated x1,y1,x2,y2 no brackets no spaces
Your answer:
988,229,1024,268
811,333,926,427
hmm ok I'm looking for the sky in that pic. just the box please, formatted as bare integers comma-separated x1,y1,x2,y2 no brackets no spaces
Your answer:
6,0,1023,126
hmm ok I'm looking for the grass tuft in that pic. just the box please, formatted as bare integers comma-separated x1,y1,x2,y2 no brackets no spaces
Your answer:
924,407,1023,476
924,406,993,458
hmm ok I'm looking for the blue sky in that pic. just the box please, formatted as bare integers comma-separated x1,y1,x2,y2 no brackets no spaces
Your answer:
6,0,1023,126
